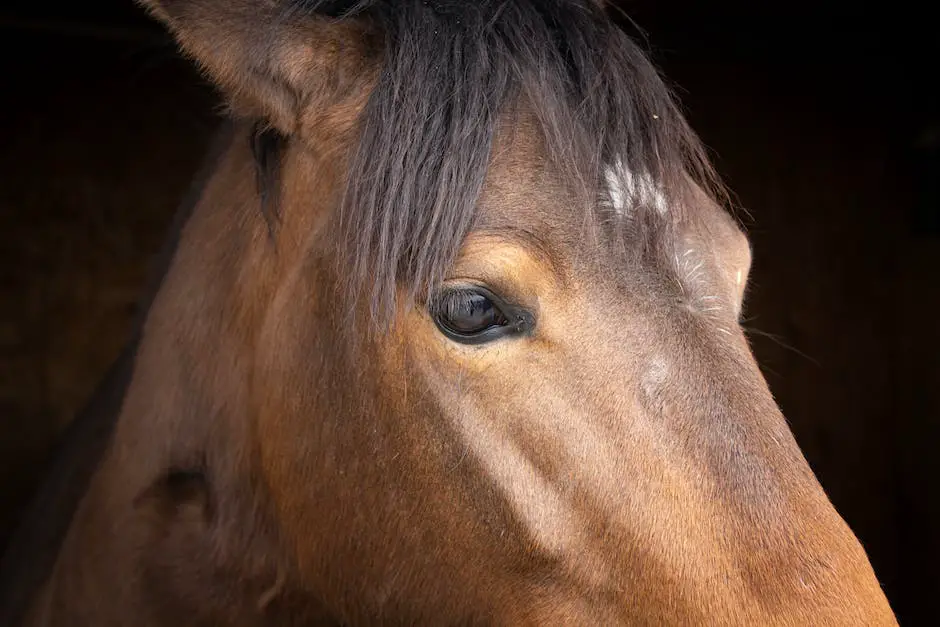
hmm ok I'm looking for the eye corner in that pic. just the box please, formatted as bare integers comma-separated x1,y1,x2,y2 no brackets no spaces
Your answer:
509,309,536,334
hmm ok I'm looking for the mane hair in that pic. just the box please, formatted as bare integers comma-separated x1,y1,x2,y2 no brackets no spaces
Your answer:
274,0,723,322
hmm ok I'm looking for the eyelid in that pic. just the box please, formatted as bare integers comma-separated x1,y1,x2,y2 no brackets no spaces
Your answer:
439,278,533,313
429,283,505,319
432,288,502,323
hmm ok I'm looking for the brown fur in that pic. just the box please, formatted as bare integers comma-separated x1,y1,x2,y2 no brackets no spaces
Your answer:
4,1,896,624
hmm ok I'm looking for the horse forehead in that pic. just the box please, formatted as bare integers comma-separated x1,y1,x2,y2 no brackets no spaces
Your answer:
603,161,668,216
474,156,577,247
473,109,712,278
477,111,673,234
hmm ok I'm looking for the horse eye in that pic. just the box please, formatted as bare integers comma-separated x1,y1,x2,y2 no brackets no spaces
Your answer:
431,286,533,345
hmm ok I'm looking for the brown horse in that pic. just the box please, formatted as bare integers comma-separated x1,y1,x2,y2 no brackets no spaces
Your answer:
0,0,896,624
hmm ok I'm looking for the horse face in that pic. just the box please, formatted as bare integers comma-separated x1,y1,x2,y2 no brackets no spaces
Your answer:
348,114,889,623
138,0,895,623
247,109,891,624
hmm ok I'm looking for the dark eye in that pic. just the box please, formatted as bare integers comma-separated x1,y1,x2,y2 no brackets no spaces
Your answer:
431,286,534,345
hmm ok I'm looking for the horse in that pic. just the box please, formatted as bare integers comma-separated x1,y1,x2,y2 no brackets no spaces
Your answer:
0,0,897,624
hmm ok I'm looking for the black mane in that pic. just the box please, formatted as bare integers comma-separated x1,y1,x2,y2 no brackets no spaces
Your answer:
293,0,721,319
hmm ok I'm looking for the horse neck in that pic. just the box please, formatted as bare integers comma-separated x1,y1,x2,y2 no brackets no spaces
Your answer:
108,120,275,495
6,121,292,625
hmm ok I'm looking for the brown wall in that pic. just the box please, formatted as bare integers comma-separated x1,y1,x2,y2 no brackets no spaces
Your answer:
1,5,936,623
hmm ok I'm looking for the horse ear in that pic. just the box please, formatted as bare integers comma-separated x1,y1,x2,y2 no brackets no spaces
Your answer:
138,0,380,135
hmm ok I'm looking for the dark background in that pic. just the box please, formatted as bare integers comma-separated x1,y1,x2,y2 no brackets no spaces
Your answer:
1,0,937,622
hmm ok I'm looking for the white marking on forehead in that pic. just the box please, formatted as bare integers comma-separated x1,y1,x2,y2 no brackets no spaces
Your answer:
603,159,668,216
